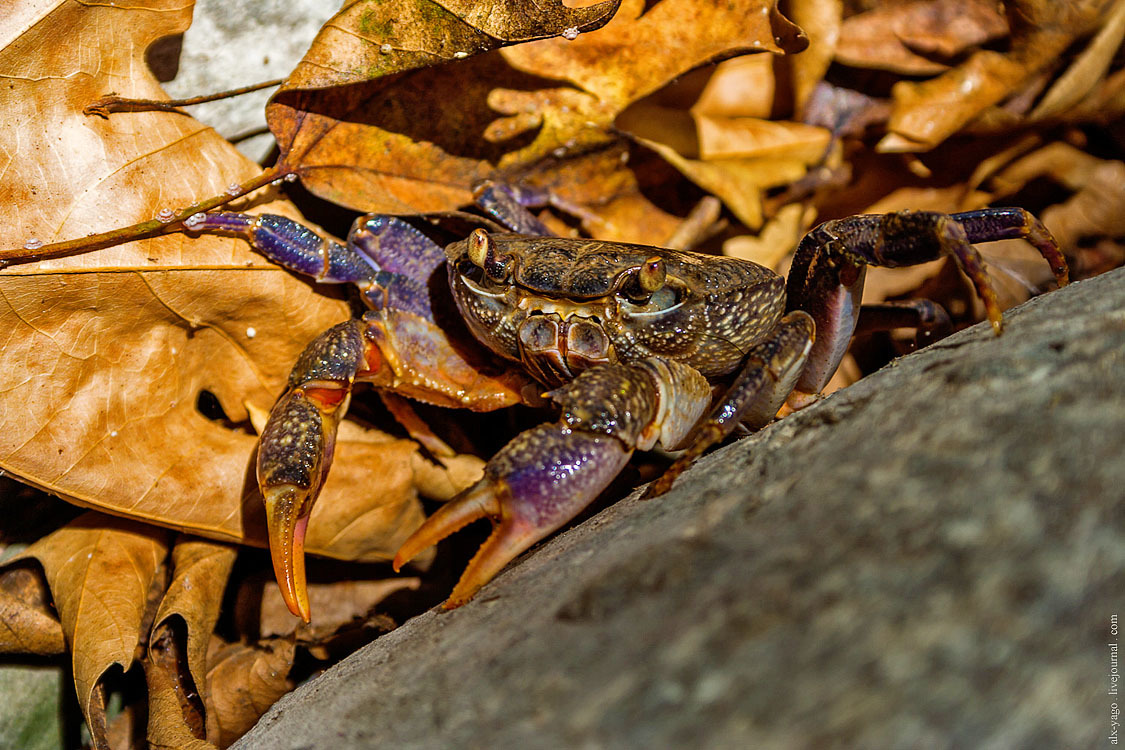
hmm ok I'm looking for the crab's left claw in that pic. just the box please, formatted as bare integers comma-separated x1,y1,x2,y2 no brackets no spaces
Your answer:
255,323,360,622
394,425,632,609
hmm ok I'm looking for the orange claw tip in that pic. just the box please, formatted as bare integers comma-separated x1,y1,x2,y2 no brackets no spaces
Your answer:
394,478,504,571
264,485,312,622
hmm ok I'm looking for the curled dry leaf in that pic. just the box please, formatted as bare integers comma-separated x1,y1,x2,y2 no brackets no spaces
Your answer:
204,637,296,748
0,0,428,562
152,539,239,706
0,563,65,655
146,626,214,750
10,513,170,730
786,0,842,112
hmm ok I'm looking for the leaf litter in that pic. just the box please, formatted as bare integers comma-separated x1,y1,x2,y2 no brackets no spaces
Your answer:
1,0,1124,745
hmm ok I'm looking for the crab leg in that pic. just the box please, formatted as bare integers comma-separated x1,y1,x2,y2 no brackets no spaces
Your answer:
645,311,815,499
785,208,1067,404
394,358,712,609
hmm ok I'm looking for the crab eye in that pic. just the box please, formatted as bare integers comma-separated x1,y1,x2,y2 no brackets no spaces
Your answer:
637,256,666,293
614,255,668,302
466,228,514,282
467,228,490,268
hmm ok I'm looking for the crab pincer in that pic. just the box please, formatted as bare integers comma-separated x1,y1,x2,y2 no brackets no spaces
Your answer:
394,358,712,609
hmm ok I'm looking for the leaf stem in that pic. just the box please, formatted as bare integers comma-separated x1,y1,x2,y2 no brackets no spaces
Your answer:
0,167,292,267
84,79,285,118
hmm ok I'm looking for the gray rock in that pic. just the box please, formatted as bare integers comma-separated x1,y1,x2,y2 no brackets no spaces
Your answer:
235,268,1125,750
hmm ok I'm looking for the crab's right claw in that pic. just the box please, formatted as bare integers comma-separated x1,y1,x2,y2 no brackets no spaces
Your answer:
393,425,632,609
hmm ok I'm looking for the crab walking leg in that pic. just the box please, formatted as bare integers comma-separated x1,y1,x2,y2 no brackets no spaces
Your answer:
184,212,383,284
394,358,712,609
785,209,1067,405
645,311,815,499
951,207,1069,286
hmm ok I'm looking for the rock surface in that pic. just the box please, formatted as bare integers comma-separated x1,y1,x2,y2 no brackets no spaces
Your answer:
234,269,1125,750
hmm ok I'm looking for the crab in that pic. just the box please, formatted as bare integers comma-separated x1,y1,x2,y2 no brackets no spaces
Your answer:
186,182,1068,619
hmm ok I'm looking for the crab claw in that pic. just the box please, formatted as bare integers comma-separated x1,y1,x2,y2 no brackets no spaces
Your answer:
262,484,313,622
394,424,631,609
256,382,345,623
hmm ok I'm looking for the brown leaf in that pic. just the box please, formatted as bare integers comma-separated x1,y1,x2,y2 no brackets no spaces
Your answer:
267,0,620,212
836,0,1008,76
204,637,295,747
786,0,843,112
635,135,826,230
281,0,622,90
723,203,817,271
152,539,238,703
879,0,1113,151
268,0,803,214
0,562,65,655
1029,0,1125,121
10,512,170,728
259,577,420,639
0,0,428,561
499,0,806,165
692,54,777,120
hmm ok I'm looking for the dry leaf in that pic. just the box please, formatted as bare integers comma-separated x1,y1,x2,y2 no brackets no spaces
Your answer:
787,0,843,112
1029,0,1125,120
281,0,622,90
11,512,170,730
513,142,686,244
259,577,420,639
152,539,238,705
692,54,778,121
267,0,621,213
267,0,805,214
0,563,65,655
635,135,822,230
0,0,430,562
146,627,215,750
204,637,295,747
879,0,1113,151
724,203,816,271
836,0,1008,76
